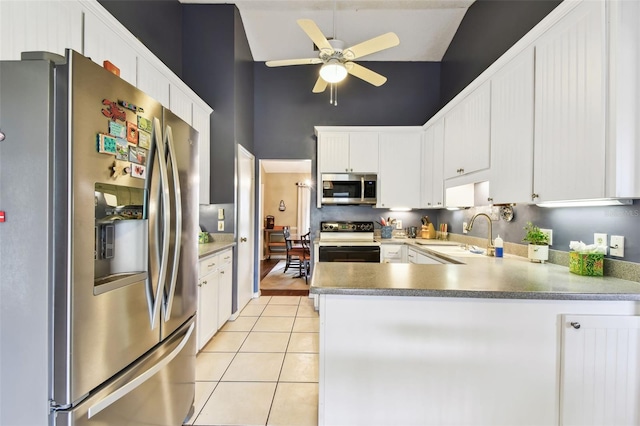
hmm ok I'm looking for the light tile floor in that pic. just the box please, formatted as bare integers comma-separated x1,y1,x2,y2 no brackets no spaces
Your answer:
185,296,319,426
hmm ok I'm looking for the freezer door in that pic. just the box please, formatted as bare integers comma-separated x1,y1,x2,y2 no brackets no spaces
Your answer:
54,317,196,426
159,108,198,340
52,51,164,406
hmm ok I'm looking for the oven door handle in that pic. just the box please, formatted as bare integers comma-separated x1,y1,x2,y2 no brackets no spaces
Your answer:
361,176,365,201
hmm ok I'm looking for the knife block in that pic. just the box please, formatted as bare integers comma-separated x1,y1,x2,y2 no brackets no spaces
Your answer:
421,223,436,239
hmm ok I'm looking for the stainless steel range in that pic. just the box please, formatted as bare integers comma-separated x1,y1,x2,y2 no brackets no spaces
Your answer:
318,221,381,262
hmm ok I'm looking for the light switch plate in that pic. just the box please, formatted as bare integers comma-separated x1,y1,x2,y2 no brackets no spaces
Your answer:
463,222,468,234
540,228,553,246
610,235,624,257
594,233,608,255
218,220,224,231
218,208,224,220
395,220,403,230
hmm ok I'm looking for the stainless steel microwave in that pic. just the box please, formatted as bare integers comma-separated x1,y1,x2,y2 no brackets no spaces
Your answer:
321,173,377,205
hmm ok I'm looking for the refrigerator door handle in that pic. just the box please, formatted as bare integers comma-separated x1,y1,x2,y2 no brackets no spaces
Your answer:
148,117,171,329
86,322,194,419
162,125,182,320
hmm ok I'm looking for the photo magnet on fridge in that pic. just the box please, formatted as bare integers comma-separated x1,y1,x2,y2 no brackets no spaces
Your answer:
108,121,126,139
131,163,146,179
138,130,150,149
137,116,152,133
126,121,138,144
115,138,129,161
97,133,117,154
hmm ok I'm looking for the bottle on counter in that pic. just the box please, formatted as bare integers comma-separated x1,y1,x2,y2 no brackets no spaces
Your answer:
495,235,504,258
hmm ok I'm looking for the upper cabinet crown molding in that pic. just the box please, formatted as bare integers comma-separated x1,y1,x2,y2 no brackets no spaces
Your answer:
80,0,212,115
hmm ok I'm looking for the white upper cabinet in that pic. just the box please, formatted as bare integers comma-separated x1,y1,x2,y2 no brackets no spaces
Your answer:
137,57,170,108
489,47,535,205
421,119,445,208
378,131,422,209
533,0,605,203
169,84,193,126
606,0,640,198
318,132,350,172
192,104,211,205
318,131,378,174
348,132,379,173
443,81,491,180
83,10,137,86
0,0,83,60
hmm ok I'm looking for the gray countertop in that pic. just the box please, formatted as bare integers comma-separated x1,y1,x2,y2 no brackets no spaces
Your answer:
310,244,640,301
198,241,235,259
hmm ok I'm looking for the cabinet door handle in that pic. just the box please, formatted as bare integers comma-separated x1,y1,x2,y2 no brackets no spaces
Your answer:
487,197,493,203
531,193,539,200
202,280,207,285
240,237,247,242
570,322,581,329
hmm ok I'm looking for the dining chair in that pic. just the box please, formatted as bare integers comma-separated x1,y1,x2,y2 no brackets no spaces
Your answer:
283,227,302,273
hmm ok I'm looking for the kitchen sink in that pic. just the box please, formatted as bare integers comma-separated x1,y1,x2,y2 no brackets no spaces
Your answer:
425,245,486,258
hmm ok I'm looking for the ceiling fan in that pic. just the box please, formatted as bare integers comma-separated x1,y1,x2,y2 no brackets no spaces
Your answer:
265,18,400,94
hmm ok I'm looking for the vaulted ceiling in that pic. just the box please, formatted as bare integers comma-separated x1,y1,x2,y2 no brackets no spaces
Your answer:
180,0,475,62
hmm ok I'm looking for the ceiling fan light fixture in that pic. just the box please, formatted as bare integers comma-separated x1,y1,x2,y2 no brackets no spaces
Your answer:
320,61,347,83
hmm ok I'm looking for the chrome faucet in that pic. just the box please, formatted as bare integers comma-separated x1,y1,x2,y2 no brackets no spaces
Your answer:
465,213,495,256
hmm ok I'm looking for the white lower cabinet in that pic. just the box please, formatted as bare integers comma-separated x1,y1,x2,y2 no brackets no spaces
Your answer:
407,247,443,264
381,244,405,263
217,250,233,327
318,295,639,425
560,314,640,425
197,248,234,351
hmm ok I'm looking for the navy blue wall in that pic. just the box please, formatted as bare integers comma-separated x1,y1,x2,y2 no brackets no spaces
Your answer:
440,0,561,106
254,62,441,235
182,4,254,206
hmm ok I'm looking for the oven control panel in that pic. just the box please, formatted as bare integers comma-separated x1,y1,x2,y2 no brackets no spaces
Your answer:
320,221,374,232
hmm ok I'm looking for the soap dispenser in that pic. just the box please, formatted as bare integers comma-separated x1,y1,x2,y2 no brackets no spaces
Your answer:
495,235,504,258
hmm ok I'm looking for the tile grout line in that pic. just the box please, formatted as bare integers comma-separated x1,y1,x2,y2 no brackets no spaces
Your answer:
264,297,300,425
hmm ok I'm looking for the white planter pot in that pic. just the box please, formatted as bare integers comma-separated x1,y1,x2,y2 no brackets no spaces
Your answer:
528,244,549,263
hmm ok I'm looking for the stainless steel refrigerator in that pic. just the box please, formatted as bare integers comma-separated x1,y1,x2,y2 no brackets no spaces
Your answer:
0,50,198,425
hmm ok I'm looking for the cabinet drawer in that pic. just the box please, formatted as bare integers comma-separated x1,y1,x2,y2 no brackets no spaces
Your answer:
218,249,233,266
381,245,403,259
199,254,219,277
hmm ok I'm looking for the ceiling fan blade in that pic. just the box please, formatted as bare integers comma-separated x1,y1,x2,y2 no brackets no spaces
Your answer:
312,76,328,93
344,32,400,60
346,62,387,87
297,19,332,51
265,58,322,67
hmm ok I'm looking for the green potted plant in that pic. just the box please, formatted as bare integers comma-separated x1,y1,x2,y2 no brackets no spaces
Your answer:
523,222,549,263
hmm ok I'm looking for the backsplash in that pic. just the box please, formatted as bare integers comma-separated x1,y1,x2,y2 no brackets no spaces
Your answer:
199,203,235,234
438,200,640,264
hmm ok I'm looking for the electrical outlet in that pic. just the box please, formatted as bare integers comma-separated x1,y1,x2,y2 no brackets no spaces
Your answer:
395,220,403,230
610,235,625,257
218,220,224,231
594,233,608,255
540,228,553,246
463,222,468,234
218,208,224,220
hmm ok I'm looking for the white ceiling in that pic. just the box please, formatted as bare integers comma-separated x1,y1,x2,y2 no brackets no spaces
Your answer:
180,1,475,62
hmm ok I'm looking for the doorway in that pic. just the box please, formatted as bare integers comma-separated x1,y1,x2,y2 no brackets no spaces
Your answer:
258,159,312,295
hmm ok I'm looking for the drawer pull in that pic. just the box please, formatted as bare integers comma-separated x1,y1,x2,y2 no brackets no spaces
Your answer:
570,322,581,329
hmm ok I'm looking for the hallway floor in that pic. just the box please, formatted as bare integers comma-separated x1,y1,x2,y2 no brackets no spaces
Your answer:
186,296,319,425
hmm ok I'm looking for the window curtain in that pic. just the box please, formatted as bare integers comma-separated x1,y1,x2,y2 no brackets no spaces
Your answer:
296,182,310,235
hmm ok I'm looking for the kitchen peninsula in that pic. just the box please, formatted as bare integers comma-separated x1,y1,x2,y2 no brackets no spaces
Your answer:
310,252,640,425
